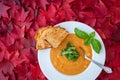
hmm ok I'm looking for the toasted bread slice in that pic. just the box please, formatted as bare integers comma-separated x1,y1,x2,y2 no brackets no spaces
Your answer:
35,26,52,50
36,39,51,50
42,26,69,48
35,26,69,50
34,26,52,41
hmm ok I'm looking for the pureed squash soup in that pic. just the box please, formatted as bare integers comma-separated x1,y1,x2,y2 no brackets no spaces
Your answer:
50,34,92,75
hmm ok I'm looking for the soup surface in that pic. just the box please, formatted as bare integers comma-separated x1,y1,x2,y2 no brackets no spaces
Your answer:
50,34,92,75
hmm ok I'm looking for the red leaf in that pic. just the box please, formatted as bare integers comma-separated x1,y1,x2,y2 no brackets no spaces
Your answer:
47,4,56,19
106,42,120,68
95,19,117,39
8,5,32,29
2,50,10,61
96,28,106,39
0,2,10,18
30,22,40,31
7,39,23,53
30,64,40,79
14,62,29,80
109,7,120,24
21,38,31,48
45,3,58,24
28,48,37,65
36,0,49,10
101,0,114,9
71,0,97,12
12,25,25,39
52,0,63,8
0,32,15,47
111,26,120,41
113,0,120,7
25,7,34,22
56,8,65,22
20,0,36,9
78,11,96,26
1,0,16,6
56,1,77,21
0,60,13,73
9,50,26,67
30,63,47,80
0,41,6,61
0,60,15,80
92,0,108,17
26,28,35,38
8,4,20,19
0,71,8,80
12,7,29,22
20,38,35,48
19,48,30,63
62,1,76,20
20,48,37,65
81,0,97,9
35,9,47,27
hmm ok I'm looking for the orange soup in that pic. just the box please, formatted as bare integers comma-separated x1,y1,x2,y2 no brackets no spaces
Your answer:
50,34,92,75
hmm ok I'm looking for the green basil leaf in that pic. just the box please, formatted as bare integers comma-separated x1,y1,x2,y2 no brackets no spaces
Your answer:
74,28,89,39
91,38,101,53
89,32,95,37
85,37,93,46
85,32,95,46
60,42,80,61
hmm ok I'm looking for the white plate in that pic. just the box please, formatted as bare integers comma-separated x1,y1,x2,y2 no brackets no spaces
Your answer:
38,21,106,80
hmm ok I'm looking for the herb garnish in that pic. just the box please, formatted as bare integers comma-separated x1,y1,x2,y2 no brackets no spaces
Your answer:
60,43,80,62
74,28,101,54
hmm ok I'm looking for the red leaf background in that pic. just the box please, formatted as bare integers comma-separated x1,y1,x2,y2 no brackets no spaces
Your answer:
0,0,120,80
